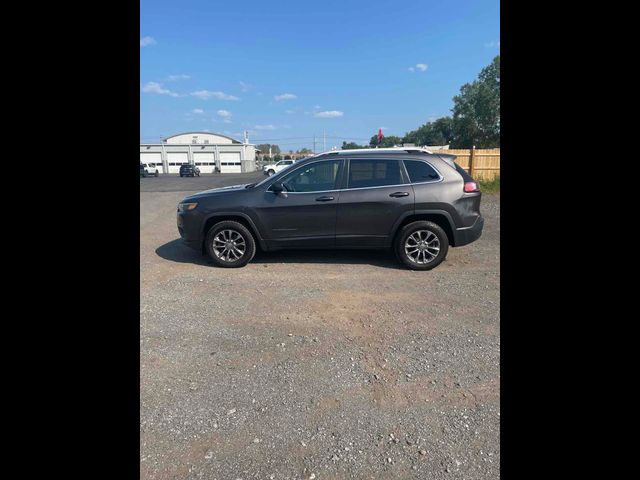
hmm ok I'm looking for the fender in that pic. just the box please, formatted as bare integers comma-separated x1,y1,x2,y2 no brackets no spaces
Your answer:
201,211,269,251
389,208,457,246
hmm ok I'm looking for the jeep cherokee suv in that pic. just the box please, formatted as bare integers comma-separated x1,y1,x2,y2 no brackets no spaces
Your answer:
177,148,483,270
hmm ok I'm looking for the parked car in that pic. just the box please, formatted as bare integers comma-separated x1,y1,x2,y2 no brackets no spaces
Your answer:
262,159,295,176
140,163,159,177
179,164,200,177
177,148,483,270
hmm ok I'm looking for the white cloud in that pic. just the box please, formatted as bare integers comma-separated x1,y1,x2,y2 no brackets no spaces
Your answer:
409,63,428,72
314,110,343,118
167,74,190,81
142,82,179,97
140,36,156,47
285,109,295,114
239,81,251,92
192,108,204,114
484,40,500,48
274,93,297,101
217,110,232,123
254,124,277,130
191,90,239,101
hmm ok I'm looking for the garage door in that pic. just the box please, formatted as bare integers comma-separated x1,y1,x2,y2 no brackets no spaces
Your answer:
193,152,216,174
167,152,189,174
220,152,242,173
140,152,164,174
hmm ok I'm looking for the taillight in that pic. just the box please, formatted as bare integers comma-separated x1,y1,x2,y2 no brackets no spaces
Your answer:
464,182,479,193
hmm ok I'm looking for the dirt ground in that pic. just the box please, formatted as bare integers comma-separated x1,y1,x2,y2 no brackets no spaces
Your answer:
140,174,500,480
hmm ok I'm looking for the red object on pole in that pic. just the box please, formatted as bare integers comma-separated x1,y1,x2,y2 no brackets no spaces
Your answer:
378,128,384,141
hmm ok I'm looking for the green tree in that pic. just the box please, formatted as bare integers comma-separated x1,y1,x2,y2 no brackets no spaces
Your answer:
273,154,282,161
451,56,500,148
297,147,312,154
369,134,403,147
257,144,281,155
403,117,454,146
341,141,366,150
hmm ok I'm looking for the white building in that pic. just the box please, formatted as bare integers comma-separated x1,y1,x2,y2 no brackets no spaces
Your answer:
140,131,257,174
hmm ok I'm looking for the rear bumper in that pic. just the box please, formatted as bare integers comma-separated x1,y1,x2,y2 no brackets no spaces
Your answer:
453,215,484,247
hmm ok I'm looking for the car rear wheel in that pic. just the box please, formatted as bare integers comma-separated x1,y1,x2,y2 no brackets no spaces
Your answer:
154,171,159,177
267,169,275,176
205,221,256,268
394,221,449,271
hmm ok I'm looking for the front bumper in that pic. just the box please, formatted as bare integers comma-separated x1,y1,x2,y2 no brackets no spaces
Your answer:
177,210,204,251
453,215,484,247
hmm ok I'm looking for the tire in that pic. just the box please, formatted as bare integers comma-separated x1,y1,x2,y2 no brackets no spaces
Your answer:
267,169,275,176
154,171,159,177
180,174,183,177
394,221,449,271
205,221,256,268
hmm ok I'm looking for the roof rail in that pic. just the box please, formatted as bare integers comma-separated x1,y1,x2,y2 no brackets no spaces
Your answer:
317,147,434,156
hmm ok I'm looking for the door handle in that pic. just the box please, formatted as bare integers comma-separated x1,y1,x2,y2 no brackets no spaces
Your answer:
315,195,334,202
389,192,410,197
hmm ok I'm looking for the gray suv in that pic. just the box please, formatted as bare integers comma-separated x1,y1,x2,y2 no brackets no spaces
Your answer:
177,148,483,270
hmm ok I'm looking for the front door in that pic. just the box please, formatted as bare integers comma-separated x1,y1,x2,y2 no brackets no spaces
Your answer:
255,159,343,249
336,158,414,247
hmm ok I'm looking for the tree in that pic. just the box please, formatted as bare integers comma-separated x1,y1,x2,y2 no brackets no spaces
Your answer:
256,143,281,155
273,154,282,161
297,148,312,154
369,134,403,147
451,56,500,148
341,141,366,150
403,117,454,146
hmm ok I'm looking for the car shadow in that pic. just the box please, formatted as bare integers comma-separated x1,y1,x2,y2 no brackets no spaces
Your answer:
155,238,404,270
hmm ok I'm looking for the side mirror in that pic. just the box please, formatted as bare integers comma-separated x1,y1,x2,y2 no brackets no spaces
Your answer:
271,182,284,193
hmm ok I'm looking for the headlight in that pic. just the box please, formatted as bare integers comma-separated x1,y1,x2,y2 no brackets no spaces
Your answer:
177,202,198,212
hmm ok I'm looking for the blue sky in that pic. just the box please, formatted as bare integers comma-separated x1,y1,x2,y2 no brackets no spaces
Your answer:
140,0,500,151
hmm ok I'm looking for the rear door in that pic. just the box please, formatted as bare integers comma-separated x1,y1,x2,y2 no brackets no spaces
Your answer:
255,159,343,248
335,158,414,247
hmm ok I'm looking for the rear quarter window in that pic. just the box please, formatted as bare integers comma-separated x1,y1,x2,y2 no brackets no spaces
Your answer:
404,160,441,183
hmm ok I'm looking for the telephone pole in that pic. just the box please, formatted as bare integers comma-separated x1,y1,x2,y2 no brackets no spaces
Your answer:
313,135,316,154
323,130,326,152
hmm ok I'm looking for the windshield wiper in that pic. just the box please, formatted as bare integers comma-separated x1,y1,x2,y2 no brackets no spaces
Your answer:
245,183,256,189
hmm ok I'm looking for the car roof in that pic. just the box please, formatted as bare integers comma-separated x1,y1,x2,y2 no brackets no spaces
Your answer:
318,147,435,156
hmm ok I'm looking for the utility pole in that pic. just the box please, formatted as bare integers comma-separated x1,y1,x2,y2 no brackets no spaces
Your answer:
323,130,326,152
313,135,316,154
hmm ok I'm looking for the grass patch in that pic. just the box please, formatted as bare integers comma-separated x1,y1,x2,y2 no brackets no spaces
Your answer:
479,176,500,193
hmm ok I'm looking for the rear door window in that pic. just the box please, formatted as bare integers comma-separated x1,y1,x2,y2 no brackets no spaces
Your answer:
347,159,402,189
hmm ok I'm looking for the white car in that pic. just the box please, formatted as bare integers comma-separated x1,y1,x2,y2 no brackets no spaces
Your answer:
263,159,295,176
140,163,159,177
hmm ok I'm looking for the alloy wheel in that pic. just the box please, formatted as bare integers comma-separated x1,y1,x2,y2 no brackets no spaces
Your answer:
404,230,440,265
212,229,246,262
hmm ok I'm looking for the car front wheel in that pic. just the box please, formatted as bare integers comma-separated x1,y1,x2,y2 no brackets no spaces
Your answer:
267,169,275,176
394,221,449,271
205,221,256,268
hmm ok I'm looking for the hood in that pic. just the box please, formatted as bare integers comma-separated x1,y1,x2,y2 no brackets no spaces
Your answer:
182,183,250,201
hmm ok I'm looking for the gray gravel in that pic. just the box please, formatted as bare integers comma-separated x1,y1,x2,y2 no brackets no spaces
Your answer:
141,175,500,479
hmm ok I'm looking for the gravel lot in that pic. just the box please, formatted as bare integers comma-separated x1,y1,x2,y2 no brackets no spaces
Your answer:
140,174,500,480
